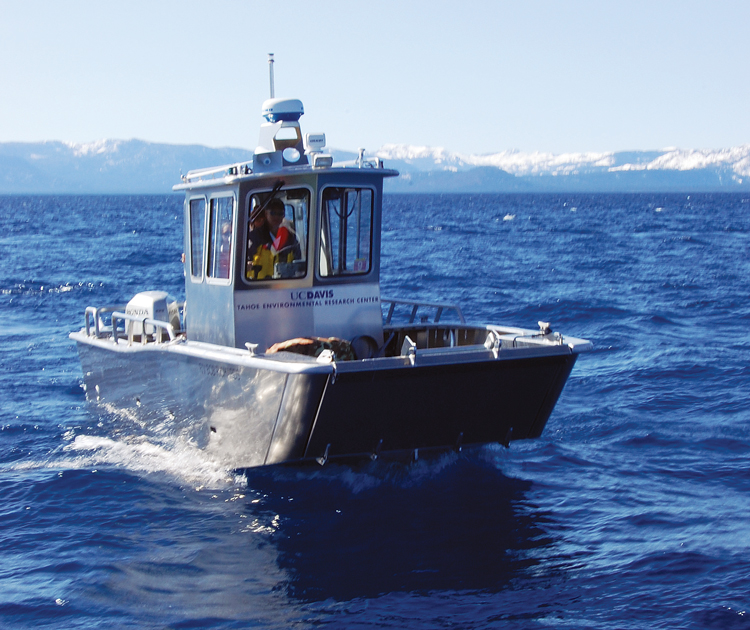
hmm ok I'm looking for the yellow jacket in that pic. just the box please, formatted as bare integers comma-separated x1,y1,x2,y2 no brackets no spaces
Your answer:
247,245,294,280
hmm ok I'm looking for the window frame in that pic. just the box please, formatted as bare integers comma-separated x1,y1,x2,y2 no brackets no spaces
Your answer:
241,184,313,285
205,192,236,285
317,185,376,279
187,195,207,283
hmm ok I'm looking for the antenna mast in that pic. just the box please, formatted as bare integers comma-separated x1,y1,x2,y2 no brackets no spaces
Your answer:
268,53,275,98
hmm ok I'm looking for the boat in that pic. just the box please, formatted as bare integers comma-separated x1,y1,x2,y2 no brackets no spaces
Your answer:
70,64,592,469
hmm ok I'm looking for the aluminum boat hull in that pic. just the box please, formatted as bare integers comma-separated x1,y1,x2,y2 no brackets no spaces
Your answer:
72,331,580,469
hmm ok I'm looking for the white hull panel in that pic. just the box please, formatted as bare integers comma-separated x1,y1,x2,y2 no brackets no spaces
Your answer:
73,334,329,468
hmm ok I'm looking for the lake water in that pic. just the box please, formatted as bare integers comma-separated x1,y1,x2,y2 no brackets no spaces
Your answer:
1,193,749,629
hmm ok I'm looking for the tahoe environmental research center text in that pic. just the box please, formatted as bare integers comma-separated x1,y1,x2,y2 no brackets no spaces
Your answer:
236,291,380,310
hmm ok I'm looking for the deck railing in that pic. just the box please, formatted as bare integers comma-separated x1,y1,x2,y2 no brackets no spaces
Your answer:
111,312,178,345
84,305,126,338
381,297,466,325
84,304,183,345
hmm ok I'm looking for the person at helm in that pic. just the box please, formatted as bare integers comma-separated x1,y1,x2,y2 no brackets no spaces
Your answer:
246,197,300,280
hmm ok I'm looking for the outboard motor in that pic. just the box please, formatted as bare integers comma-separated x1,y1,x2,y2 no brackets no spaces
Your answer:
125,291,180,339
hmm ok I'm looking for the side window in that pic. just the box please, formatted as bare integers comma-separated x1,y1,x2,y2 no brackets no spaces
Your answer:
319,187,373,277
245,188,309,281
207,196,234,280
189,198,206,279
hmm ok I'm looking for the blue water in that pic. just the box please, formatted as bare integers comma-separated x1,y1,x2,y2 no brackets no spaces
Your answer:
1,193,749,629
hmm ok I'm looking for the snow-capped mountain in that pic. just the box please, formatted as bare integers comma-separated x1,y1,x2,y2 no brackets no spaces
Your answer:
375,144,750,192
376,143,750,177
0,140,253,194
0,139,748,194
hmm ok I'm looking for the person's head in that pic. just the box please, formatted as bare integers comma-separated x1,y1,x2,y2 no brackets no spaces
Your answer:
250,212,265,230
264,198,285,232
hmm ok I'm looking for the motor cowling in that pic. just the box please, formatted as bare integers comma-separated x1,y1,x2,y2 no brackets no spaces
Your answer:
125,291,180,337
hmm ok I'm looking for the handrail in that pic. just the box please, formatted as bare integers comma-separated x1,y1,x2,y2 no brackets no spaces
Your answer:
183,161,253,182
85,305,127,338
335,157,384,169
381,297,465,325
110,311,177,346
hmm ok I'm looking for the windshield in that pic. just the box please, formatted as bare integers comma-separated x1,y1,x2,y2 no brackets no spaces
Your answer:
245,187,309,281
319,187,373,277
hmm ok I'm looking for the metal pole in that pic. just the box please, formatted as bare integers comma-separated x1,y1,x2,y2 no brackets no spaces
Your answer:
355,190,362,258
268,53,275,98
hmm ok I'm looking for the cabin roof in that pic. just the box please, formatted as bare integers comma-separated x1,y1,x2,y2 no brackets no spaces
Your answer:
173,163,399,191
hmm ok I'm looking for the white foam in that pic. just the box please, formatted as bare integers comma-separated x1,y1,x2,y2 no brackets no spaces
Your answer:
3,430,241,490
60,433,239,489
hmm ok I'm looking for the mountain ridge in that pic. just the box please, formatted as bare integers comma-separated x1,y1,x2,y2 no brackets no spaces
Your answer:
0,139,748,193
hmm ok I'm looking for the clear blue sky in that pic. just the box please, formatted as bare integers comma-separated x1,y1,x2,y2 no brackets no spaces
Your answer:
1,0,748,154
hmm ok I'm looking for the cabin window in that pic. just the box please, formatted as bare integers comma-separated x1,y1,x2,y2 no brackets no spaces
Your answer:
189,198,206,279
245,187,309,281
319,187,373,276
207,195,234,280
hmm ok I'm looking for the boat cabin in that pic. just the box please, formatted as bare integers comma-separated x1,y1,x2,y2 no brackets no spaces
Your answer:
173,98,398,355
